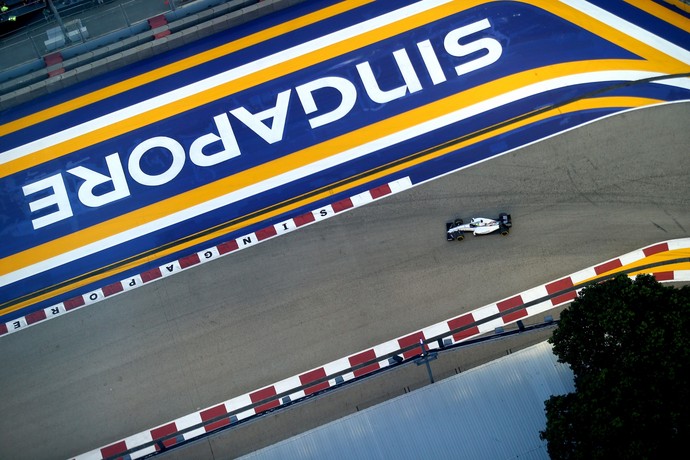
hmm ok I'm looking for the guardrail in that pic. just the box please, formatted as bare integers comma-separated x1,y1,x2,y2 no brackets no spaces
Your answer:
0,0,267,102
77,246,690,459
105,320,560,460
0,0,174,72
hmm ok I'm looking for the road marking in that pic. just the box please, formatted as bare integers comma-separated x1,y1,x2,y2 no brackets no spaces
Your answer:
560,0,690,64
3,0,690,313
63,239,690,458
624,0,690,32
0,95,661,316
0,62,679,290
0,94,662,316
0,0,465,177
0,0,374,137
6,0,688,178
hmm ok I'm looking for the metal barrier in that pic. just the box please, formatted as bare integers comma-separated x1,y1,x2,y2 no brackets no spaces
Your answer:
89,257,689,460
0,0,270,105
104,321,561,460
0,0,224,81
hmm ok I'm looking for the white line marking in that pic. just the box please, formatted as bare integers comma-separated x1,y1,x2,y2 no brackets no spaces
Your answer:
2,70,685,288
560,0,690,64
0,0,454,165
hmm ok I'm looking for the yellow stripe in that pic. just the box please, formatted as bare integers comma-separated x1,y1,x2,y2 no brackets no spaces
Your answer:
9,0,687,180
4,0,689,310
624,0,690,32
0,93,661,314
0,0,486,179
662,0,690,14
0,0,374,137
0,94,661,315
630,261,690,275
577,248,690,284
0,58,668,277
0,0,690,177
0,164,404,314
530,0,690,67
436,95,661,151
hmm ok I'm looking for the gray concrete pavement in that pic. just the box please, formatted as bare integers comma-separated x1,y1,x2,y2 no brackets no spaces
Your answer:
0,102,688,459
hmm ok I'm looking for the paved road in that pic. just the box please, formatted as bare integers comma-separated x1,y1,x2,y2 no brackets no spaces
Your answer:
0,102,688,459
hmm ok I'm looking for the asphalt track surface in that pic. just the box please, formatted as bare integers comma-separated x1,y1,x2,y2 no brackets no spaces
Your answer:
4,0,690,322
1,101,689,459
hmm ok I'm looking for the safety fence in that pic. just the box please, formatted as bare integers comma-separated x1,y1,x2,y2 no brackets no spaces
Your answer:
0,0,174,70
100,321,561,460
0,0,258,90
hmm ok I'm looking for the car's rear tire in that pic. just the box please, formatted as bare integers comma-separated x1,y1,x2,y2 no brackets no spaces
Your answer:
454,219,463,226
500,224,509,236
457,234,464,241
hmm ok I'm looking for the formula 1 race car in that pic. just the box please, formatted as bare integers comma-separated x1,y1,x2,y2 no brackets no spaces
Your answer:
446,213,512,241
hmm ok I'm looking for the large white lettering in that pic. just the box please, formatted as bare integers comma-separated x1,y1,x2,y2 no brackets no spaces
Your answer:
296,76,358,129
23,18,503,230
23,174,73,230
67,153,130,207
417,39,447,85
444,18,502,77
128,136,186,186
230,89,291,144
356,48,423,104
189,113,241,167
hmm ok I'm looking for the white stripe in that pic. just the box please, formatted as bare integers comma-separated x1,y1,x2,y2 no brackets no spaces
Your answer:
73,238,689,458
560,0,690,64
0,0,453,165
477,318,504,334
71,450,102,460
1,69,681,287
324,357,352,375
674,270,690,281
474,305,500,321
373,340,401,358
273,376,303,395
668,238,690,250
619,250,644,266
174,411,203,430
654,77,690,90
422,321,451,340
124,432,154,459
520,286,549,303
571,267,598,284
223,394,252,413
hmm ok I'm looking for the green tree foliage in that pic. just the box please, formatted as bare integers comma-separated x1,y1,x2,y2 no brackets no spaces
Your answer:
540,274,690,460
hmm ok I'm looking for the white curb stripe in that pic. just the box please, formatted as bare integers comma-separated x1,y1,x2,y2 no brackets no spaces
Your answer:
72,238,690,460
2,178,412,337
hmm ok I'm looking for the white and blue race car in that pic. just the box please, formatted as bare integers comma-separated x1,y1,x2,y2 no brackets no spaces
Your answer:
446,213,512,241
